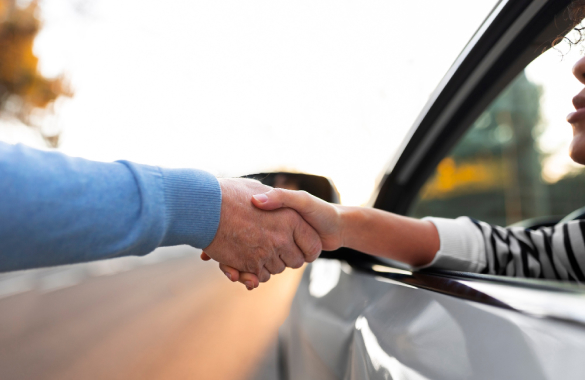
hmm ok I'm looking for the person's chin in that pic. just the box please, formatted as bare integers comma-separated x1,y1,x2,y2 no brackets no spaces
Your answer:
569,132,585,165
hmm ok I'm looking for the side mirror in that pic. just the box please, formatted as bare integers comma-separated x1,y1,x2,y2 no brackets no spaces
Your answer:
244,172,340,204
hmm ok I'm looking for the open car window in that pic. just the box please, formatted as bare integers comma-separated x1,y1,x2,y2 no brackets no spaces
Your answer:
409,42,585,228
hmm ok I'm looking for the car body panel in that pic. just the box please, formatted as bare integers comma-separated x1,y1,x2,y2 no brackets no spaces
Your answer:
281,259,585,380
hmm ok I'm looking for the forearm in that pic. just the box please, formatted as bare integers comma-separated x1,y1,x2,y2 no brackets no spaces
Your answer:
339,206,439,267
0,143,221,272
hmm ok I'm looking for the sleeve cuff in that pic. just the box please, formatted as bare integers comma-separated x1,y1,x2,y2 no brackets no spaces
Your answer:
158,167,222,249
418,217,486,273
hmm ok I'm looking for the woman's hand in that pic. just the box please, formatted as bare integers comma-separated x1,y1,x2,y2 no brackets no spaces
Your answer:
252,189,344,251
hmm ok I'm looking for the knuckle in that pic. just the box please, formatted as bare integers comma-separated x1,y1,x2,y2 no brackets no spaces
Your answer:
244,258,262,274
296,190,311,208
305,241,322,263
266,258,285,274
289,256,304,269
271,188,288,204
299,190,310,199
276,261,286,274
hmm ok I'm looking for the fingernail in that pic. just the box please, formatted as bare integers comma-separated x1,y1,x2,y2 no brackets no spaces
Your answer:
224,272,232,281
253,194,268,203
245,280,253,289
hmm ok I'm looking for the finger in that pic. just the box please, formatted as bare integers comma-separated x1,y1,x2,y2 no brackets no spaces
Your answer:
258,266,271,283
264,253,286,275
219,263,239,282
279,244,305,269
238,272,260,290
294,218,322,263
200,251,212,261
252,188,315,213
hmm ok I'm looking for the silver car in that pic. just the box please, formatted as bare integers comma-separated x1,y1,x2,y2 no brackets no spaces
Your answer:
275,1,585,379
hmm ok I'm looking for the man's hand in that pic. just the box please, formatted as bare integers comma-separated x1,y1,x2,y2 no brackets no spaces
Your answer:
202,178,322,283
205,187,345,290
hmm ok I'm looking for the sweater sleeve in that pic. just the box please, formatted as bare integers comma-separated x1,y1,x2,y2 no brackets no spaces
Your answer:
0,142,221,273
420,217,486,273
423,216,585,282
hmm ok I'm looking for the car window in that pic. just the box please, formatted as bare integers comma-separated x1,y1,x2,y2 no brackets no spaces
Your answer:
409,42,585,226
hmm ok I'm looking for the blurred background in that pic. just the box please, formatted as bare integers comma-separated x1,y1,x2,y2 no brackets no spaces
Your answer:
3,0,585,378
410,37,585,226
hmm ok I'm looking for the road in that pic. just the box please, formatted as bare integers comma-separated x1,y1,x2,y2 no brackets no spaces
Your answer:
0,247,303,380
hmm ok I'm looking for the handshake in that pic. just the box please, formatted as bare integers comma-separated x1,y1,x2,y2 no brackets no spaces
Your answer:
200,178,345,290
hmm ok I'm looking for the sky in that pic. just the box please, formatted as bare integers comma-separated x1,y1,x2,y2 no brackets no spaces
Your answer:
2,0,500,205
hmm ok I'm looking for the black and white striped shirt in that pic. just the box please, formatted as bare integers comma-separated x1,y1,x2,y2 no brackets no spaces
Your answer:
425,217,585,282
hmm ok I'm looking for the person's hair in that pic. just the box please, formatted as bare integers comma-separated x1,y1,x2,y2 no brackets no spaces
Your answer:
554,1,585,49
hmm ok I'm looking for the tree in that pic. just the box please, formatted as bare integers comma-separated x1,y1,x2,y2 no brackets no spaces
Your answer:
412,71,546,225
0,0,70,147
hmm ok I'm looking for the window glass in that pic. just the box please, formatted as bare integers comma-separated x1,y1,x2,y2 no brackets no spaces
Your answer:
409,44,585,226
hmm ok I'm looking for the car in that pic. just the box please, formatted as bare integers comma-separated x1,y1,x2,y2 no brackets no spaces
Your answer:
265,1,585,379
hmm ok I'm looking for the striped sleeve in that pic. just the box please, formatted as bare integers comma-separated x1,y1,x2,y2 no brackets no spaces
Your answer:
422,217,585,283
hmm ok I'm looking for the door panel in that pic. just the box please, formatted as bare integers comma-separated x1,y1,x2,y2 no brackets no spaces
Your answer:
280,260,585,380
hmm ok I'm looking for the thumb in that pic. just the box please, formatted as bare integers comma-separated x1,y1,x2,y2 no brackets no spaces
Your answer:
251,190,281,210
252,188,313,213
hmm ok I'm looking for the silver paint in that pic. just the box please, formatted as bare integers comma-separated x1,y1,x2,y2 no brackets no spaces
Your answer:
280,259,585,380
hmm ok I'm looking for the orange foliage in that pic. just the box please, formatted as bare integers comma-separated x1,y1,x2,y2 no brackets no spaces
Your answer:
0,0,70,146
420,157,510,200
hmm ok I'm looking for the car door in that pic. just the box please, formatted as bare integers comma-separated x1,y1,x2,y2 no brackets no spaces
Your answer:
279,0,585,379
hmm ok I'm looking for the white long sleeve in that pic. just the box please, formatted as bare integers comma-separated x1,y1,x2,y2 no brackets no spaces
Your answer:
421,216,585,282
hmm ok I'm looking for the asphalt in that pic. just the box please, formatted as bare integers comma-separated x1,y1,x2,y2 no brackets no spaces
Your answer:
0,247,302,380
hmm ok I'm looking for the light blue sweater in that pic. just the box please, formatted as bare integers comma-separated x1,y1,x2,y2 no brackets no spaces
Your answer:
0,142,222,272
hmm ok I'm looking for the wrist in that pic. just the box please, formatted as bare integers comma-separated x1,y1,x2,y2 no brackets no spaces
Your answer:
337,205,360,249
160,168,222,248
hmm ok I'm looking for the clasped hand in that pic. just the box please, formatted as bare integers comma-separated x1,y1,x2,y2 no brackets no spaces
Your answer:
201,178,343,290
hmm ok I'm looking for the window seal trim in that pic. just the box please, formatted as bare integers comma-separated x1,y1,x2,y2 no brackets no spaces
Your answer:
329,254,585,327
396,0,547,185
